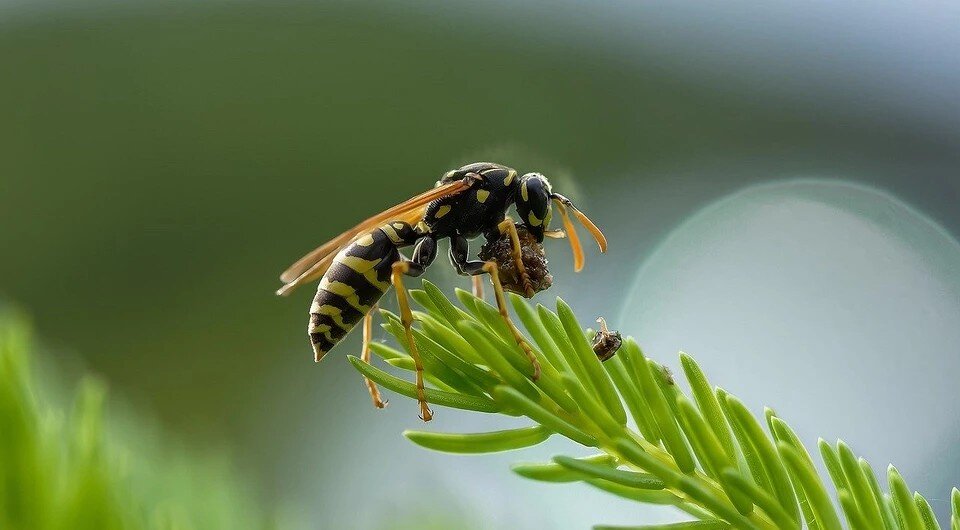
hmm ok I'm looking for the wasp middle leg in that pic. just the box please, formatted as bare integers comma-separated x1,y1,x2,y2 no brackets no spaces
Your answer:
450,235,541,380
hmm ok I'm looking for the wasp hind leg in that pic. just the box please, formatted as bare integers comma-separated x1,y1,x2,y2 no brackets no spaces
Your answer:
391,261,433,421
390,234,438,421
360,309,387,409
450,235,540,380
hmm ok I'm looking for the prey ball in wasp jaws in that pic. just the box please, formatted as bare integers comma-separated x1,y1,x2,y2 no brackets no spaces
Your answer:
478,224,553,297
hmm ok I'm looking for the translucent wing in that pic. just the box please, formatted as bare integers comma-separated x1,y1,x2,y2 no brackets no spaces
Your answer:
276,179,473,296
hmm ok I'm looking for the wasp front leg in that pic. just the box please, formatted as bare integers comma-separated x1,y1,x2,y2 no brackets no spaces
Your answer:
391,234,438,421
449,236,541,380
496,217,535,298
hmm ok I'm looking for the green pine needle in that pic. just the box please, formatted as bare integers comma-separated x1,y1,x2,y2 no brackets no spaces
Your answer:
351,280,959,529
403,426,551,454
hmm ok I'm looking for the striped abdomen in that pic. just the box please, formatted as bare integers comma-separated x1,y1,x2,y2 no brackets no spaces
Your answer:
308,222,416,360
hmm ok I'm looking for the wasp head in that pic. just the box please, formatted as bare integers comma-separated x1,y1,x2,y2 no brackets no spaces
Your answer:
515,173,554,242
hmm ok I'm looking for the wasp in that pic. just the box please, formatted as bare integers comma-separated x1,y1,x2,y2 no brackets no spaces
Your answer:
276,162,607,420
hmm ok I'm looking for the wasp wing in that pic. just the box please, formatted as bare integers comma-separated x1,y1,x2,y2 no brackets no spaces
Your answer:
276,179,473,296
276,207,426,296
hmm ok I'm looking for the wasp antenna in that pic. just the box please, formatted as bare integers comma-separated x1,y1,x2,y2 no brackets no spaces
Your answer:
570,206,607,253
553,198,584,272
551,193,607,254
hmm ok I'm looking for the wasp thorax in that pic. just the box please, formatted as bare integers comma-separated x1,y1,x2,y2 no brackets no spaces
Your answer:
479,224,553,297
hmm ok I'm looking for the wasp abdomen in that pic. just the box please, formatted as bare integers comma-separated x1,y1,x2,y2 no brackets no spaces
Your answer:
308,223,416,361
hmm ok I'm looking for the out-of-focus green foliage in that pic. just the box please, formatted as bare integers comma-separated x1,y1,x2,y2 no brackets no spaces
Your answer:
356,281,960,529
0,310,275,530
2,3,958,527
0,1,899,440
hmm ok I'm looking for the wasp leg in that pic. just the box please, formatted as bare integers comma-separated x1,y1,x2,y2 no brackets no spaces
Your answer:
390,234,438,421
482,261,540,380
449,235,485,298
471,276,484,299
391,261,433,421
450,235,540,380
497,217,535,298
360,308,387,409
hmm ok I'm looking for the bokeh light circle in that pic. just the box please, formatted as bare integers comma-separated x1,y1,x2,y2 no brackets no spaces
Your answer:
619,178,960,492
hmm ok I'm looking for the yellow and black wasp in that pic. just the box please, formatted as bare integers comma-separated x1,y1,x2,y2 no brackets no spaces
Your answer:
276,162,607,420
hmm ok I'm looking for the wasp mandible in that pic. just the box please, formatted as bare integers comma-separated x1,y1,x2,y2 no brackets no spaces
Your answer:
276,162,607,421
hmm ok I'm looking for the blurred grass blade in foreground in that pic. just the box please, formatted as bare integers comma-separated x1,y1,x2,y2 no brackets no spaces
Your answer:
0,310,276,530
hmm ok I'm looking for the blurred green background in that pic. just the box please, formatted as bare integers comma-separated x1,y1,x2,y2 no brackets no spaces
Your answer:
2,1,958,528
